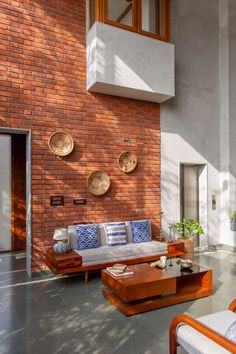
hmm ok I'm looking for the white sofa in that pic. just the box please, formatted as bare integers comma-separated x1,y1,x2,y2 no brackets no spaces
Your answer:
67,221,168,267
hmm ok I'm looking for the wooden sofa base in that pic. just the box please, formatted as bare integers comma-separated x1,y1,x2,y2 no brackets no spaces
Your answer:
46,242,185,283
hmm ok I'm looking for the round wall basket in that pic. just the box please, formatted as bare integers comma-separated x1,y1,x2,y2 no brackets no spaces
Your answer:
87,170,110,196
48,131,74,156
118,151,138,173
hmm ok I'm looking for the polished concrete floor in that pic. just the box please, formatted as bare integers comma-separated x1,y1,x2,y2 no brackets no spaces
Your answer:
0,250,235,354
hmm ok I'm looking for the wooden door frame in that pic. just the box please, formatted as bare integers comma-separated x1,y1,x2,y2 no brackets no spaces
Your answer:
0,127,32,277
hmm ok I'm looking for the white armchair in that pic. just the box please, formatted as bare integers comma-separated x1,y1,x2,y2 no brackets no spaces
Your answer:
169,299,236,354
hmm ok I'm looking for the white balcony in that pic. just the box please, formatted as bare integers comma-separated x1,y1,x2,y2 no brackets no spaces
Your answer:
87,22,175,103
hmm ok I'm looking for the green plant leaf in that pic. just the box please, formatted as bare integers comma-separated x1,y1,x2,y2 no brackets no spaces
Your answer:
174,218,204,239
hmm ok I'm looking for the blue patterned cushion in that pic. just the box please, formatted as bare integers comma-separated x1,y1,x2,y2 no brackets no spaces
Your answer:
130,220,151,243
105,222,127,246
225,320,236,343
75,224,100,250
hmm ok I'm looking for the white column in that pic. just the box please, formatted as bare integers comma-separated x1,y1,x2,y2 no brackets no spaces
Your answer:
0,135,11,251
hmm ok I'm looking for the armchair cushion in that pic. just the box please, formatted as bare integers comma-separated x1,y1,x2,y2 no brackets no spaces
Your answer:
177,310,236,354
225,320,236,344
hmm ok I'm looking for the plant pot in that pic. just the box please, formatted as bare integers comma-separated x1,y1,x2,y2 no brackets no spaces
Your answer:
231,220,236,231
178,238,194,260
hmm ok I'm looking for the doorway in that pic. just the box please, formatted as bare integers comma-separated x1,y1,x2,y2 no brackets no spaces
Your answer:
180,163,208,248
0,128,31,276
0,134,26,252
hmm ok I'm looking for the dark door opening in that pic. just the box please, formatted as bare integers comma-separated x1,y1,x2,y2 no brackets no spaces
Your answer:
11,134,26,251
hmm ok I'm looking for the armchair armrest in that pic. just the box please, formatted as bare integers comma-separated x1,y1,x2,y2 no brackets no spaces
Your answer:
229,298,236,312
169,313,236,354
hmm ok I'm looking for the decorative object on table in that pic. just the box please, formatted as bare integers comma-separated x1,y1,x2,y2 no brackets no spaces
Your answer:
53,228,70,254
118,151,138,173
174,219,204,260
87,170,110,196
157,210,165,241
168,221,175,243
178,259,193,270
230,211,236,231
160,255,167,266
150,259,166,269
48,131,74,156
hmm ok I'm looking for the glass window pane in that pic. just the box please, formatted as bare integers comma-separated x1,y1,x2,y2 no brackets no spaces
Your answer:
107,0,133,27
142,0,165,36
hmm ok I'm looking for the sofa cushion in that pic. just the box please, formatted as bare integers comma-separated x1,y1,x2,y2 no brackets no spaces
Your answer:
75,224,100,250
105,222,127,246
68,221,136,247
130,220,151,243
225,320,236,344
177,310,236,354
73,240,167,265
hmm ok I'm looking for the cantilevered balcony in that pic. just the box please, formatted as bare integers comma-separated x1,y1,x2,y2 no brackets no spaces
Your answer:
87,22,175,103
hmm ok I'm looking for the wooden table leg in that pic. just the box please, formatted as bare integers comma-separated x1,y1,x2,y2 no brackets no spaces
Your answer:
85,271,88,284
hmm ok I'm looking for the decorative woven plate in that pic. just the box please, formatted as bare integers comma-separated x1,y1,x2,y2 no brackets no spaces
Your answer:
87,170,110,196
118,152,138,173
48,131,74,156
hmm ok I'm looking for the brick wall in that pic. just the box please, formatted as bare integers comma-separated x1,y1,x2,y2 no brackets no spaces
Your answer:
0,0,161,271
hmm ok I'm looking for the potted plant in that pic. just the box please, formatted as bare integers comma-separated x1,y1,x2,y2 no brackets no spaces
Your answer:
174,219,204,259
230,211,236,231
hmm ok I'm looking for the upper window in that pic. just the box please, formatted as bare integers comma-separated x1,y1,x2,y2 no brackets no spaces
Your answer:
89,0,170,42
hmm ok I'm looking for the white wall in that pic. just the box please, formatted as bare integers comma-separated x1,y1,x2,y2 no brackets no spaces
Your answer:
87,22,175,103
161,133,219,246
0,135,11,251
161,0,221,246
228,0,236,246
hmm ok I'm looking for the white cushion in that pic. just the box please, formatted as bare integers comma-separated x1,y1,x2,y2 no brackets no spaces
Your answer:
177,310,236,354
225,320,236,343
105,222,127,246
73,240,167,265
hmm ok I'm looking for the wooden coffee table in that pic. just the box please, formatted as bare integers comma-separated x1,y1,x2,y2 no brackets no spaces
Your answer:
102,259,212,316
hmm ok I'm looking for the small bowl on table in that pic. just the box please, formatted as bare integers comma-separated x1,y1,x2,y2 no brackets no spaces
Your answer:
180,259,193,271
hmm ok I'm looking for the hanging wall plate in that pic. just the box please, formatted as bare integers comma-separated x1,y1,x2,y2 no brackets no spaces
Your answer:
48,131,74,156
87,170,111,196
118,151,138,173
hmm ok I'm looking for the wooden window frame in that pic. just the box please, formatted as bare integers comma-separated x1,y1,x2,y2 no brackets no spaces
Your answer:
137,0,170,42
90,0,170,42
103,0,138,32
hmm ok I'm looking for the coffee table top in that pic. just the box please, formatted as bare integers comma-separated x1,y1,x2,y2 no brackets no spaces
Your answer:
102,258,210,286
161,258,209,278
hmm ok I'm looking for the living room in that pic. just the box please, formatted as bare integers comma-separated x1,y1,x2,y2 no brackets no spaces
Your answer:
0,0,236,353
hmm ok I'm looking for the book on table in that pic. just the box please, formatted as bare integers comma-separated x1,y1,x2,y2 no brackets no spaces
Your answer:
106,263,134,277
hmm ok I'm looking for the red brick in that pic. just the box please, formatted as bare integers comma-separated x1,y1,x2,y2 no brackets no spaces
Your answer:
1,0,161,271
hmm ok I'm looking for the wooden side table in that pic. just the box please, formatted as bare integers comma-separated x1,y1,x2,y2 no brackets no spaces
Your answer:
46,248,82,274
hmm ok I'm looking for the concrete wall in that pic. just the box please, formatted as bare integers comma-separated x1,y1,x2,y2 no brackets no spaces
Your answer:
228,0,236,244
87,22,175,103
161,0,221,245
